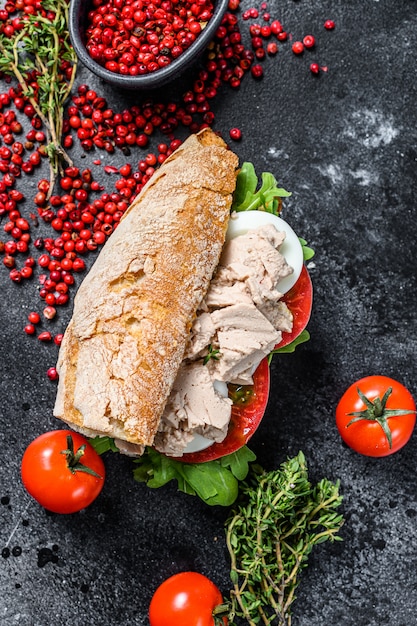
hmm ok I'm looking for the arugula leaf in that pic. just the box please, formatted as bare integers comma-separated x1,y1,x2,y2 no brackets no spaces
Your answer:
133,446,256,506
89,435,119,454
220,446,256,481
180,463,239,506
232,162,258,207
299,237,315,261
90,435,256,506
232,162,291,215
136,448,180,488
268,330,311,363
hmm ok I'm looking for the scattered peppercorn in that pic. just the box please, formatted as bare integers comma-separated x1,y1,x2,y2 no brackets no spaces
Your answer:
303,35,316,49
266,42,278,56
229,128,242,141
292,41,304,55
251,64,264,79
46,367,59,381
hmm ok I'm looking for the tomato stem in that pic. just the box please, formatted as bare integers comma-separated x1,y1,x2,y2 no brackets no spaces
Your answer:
346,387,416,449
61,435,103,478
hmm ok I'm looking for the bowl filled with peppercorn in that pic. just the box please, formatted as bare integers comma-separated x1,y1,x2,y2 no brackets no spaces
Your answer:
69,0,230,90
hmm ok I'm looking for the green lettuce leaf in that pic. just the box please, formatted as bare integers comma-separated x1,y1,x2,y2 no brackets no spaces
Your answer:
232,162,291,215
133,446,256,506
299,237,315,261
268,330,311,362
89,435,119,454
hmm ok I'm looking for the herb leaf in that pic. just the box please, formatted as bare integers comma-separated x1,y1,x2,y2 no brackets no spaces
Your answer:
299,237,315,261
203,344,221,365
220,446,256,481
232,162,291,215
133,446,256,506
225,452,344,625
89,435,120,454
268,329,311,360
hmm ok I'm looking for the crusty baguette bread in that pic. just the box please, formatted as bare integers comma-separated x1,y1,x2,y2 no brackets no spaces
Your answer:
53,129,239,446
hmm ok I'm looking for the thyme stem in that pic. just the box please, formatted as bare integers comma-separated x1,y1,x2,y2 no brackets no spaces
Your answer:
0,0,77,194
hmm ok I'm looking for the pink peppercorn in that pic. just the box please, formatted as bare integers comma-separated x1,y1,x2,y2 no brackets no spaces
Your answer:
267,42,278,55
270,20,283,35
303,35,315,49
229,128,242,141
47,367,59,381
292,41,304,55
251,64,263,79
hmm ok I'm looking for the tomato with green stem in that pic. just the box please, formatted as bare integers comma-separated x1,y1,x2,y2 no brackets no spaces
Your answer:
21,430,105,513
336,375,416,457
149,572,228,626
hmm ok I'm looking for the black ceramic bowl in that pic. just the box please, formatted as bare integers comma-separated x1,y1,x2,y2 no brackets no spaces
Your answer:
69,0,229,90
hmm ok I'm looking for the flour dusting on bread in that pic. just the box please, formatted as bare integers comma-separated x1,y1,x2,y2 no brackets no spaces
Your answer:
53,129,239,447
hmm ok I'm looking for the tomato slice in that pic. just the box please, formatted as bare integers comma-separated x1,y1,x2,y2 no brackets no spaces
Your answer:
276,265,313,349
179,357,270,464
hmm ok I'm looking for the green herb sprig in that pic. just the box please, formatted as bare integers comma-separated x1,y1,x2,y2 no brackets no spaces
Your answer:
225,451,344,625
203,343,221,365
0,0,77,193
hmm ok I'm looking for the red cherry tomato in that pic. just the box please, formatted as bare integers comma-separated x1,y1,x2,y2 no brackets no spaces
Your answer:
21,430,105,513
180,356,270,464
277,265,313,349
149,572,227,626
336,376,416,457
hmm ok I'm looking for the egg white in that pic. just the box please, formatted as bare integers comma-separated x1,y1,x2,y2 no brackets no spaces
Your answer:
226,210,304,294
183,433,215,453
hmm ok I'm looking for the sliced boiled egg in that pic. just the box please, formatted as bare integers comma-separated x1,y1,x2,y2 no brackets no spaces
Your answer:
183,433,215,453
226,210,304,294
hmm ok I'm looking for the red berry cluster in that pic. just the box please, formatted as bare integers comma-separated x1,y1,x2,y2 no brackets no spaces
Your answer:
239,2,335,76
291,21,335,74
85,0,214,75
0,0,63,34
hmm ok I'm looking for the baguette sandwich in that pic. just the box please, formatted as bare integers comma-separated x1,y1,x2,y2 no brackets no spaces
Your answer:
54,129,240,448
54,129,308,460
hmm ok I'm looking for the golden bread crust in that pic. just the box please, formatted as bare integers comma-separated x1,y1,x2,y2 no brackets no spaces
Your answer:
54,129,239,446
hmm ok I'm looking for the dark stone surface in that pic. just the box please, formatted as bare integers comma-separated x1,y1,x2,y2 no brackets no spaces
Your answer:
1,1,417,624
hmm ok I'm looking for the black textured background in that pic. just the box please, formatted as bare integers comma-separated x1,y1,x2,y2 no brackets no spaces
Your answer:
1,1,417,624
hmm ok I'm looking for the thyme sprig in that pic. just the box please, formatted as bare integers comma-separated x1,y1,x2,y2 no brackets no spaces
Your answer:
203,343,221,365
0,0,77,193
225,452,344,625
